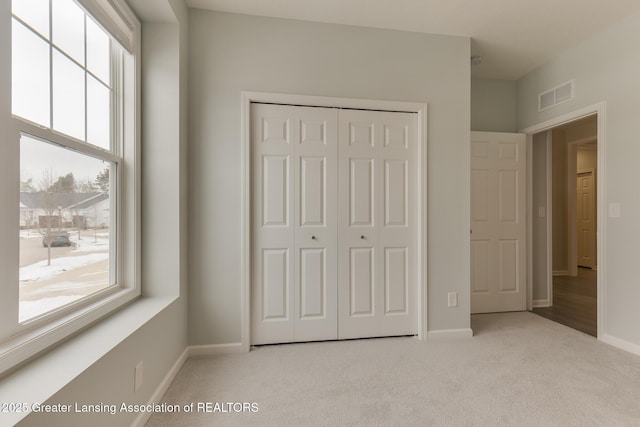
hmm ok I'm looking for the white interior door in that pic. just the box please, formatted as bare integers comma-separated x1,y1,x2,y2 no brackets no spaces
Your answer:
471,131,526,314
577,172,595,268
338,110,417,339
251,103,338,344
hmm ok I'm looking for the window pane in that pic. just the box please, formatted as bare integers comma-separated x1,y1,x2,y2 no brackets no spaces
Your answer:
53,50,85,140
87,76,111,149
52,0,84,65
86,17,110,85
12,19,51,127
19,135,113,323
12,0,50,40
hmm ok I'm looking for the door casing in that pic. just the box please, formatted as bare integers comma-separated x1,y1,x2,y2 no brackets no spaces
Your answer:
521,102,606,339
240,92,428,351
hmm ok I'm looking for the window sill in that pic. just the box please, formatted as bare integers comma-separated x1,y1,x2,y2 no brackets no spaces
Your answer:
0,295,177,426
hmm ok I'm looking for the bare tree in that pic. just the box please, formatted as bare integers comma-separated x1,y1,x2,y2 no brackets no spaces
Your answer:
81,203,99,243
75,178,96,193
38,169,63,266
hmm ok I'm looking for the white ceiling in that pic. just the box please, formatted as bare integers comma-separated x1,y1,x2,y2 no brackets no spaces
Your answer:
184,0,640,80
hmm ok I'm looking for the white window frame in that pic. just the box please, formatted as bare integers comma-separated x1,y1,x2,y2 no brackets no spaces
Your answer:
0,0,140,375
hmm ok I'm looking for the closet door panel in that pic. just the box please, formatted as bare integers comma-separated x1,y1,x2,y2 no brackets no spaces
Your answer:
338,110,417,339
338,110,380,339
294,107,338,341
252,104,296,344
378,112,417,336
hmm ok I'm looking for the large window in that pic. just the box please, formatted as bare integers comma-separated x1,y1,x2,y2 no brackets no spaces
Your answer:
0,0,139,373
12,0,115,147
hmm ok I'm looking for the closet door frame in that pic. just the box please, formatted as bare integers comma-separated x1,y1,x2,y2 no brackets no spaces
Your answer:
240,91,428,352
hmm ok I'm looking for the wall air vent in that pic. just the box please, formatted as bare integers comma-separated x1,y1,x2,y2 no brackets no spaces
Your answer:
538,80,575,112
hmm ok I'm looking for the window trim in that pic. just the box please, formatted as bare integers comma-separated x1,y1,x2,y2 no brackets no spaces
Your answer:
0,0,140,376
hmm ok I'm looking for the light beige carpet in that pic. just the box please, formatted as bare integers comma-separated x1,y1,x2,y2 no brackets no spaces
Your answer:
146,312,640,426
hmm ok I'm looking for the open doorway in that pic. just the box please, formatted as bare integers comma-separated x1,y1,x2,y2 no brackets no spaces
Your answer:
531,115,598,337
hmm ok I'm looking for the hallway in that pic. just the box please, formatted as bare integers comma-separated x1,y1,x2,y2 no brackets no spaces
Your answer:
532,268,597,336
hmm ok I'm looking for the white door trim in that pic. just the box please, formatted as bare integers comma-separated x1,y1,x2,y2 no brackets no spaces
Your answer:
240,91,428,351
520,102,606,339
546,131,553,308
526,134,533,310
528,131,553,309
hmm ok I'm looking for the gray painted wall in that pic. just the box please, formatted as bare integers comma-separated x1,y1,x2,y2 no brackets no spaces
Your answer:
188,10,471,344
18,303,187,427
471,78,517,132
577,148,597,171
518,9,640,346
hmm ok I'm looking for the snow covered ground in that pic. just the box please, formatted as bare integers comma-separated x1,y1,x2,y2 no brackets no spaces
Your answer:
69,236,109,253
18,232,111,322
19,230,42,239
19,253,109,283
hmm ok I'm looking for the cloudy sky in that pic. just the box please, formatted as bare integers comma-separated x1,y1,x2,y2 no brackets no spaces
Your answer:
20,134,108,188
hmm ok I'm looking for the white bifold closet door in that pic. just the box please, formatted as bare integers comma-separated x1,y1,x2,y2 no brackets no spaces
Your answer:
251,103,338,345
251,103,417,345
337,109,417,339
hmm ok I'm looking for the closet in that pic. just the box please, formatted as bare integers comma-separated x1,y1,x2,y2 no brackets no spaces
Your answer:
251,103,417,345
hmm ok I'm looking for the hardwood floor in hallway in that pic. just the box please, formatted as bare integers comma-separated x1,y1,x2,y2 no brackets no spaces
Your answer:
532,267,597,337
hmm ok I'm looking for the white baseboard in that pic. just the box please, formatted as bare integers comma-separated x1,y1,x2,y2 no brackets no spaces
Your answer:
131,347,189,427
600,334,640,358
189,342,245,357
130,343,244,426
533,299,551,308
427,328,473,340
553,270,569,276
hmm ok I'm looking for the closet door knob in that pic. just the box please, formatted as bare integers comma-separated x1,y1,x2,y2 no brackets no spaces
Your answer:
311,235,317,240
360,235,365,239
